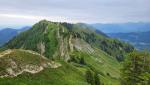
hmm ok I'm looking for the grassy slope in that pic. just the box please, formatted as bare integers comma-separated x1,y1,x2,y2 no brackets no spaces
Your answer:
0,49,43,69
69,23,134,62
0,61,89,85
0,49,120,85
0,49,51,76
2,21,133,61
71,49,121,85
0,49,88,85
0,20,133,85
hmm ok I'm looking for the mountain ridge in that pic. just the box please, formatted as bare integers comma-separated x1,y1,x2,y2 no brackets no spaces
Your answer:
2,20,134,61
0,20,134,85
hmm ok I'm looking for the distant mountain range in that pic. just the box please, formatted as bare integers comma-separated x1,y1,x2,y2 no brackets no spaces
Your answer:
91,22,150,33
0,26,30,47
108,31,150,50
91,22,150,50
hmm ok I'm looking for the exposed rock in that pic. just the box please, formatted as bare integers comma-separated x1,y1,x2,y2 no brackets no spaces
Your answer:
37,42,45,55
0,49,61,78
56,24,70,61
69,35,74,52
0,49,12,58
1,65,44,78
44,25,49,34
47,61,61,68
72,38,94,54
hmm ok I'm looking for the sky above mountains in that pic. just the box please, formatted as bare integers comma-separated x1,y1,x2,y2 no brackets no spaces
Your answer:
0,0,150,28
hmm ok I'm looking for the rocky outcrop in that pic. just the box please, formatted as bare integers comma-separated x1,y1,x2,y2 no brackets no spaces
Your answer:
0,50,12,58
56,24,70,61
37,42,45,55
72,38,94,54
0,49,61,78
69,35,74,52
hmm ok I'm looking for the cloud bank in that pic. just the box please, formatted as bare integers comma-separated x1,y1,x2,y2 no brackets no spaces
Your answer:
0,0,150,27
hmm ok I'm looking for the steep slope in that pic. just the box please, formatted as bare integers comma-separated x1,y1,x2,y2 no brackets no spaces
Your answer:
2,20,134,61
64,23,134,61
0,20,134,85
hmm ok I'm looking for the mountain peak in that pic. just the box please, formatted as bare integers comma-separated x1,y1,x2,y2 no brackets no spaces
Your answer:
0,20,134,84
1,20,133,61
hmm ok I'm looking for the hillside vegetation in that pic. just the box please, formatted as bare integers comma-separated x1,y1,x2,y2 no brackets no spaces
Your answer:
2,20,134,61
121,50,150,85
0,20,135,85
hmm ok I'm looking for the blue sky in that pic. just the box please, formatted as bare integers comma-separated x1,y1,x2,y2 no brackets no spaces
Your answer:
0,0,150,28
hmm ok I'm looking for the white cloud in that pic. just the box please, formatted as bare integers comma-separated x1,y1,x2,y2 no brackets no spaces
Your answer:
0,0,149,26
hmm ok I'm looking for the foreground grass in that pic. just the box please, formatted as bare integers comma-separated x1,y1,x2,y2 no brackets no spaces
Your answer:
0,49,121,85
0,61,88,85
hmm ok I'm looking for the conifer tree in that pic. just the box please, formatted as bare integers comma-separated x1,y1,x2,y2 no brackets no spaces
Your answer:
121,50,150,85
85,70,95,85
94,73,100,85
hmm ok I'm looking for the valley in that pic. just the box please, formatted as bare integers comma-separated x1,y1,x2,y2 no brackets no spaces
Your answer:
0,0,150,84
108,31,150,50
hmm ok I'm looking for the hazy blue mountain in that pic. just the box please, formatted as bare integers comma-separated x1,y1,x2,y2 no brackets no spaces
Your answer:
108,31,150,50
0,26,30,47
91,22,150,33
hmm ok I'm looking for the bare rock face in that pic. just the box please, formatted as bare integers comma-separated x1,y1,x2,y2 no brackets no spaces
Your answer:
0,49,61,78
37,42,45,55
54,24,95,61
69,35,74,52
55,25,70,61
72,38,94,54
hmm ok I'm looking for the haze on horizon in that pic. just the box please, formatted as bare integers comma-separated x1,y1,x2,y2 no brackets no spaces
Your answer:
0,0,150,28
